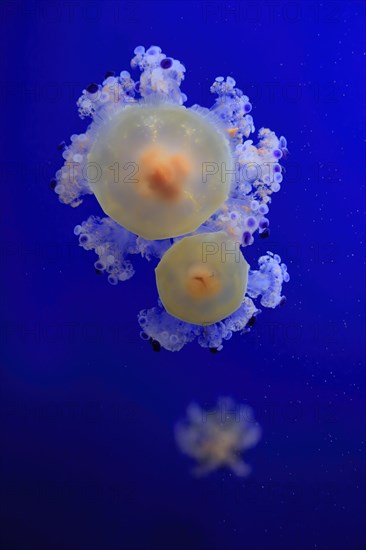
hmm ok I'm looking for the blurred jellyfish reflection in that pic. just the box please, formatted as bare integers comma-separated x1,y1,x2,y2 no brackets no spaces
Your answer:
53,45,290,351
175,398,261,476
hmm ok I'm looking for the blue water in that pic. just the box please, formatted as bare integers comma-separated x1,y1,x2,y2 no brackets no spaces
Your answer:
1,1,365,549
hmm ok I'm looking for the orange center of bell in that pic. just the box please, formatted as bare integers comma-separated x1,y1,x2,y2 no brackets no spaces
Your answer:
186,264,221,299
138,146,191,201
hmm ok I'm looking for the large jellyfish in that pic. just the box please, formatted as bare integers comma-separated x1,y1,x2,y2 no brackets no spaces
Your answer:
87,103,232,239
52,45,290,352
175,398,262,477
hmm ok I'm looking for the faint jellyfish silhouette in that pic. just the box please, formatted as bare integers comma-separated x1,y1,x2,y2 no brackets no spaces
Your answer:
175,398,262,476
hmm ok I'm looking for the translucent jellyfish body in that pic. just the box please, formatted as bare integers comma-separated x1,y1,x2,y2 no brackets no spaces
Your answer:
88,104,232,239
175,398,262,476
53,44,290,351
155,232,248,325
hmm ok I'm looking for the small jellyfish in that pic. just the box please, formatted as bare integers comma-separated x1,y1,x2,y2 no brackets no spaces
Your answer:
175,398,262,476
139,253,288,351
155,231,249,325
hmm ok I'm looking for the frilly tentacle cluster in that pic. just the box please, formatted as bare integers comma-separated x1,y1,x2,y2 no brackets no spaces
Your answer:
74,215,171,284
130,45,187,104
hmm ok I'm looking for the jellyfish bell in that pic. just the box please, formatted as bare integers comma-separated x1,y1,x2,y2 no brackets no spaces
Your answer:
87,102,233,240
155,231,249,325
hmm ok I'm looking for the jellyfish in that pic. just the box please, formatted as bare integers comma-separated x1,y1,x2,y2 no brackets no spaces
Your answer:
87,103,232,239
53,45,290,351
155,231,249,325
175,398,262,476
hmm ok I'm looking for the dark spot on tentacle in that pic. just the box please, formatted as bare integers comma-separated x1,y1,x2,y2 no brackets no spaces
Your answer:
150,338,161,352
242,231,252,245
86,83,98,94
259,219,269,230
281,148,289,159
260,229,270,239
160,58,173,69
247,316,257,327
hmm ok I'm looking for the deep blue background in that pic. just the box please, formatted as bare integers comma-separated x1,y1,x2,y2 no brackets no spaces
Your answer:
1,1,365,549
